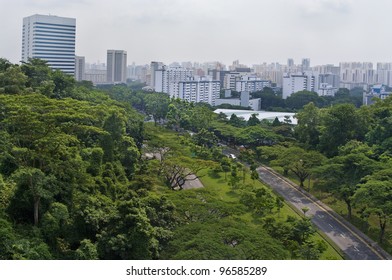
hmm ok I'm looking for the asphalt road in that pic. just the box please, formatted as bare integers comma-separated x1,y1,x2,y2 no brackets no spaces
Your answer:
257,165,391,260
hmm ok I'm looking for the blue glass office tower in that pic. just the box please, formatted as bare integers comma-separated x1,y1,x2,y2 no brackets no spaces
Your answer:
22,14,76,75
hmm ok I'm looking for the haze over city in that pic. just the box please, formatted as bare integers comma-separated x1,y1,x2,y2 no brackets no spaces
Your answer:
2,0,392,66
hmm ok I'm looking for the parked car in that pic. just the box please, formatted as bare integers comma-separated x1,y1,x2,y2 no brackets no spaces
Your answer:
228,154,237,160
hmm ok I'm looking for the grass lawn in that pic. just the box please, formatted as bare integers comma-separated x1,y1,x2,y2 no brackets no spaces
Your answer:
146,124,343,259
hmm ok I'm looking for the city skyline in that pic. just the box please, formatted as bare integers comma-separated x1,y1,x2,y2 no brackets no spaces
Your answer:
2,0,392,66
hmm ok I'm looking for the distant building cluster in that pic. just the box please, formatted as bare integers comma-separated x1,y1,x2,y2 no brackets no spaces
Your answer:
21,14,392,106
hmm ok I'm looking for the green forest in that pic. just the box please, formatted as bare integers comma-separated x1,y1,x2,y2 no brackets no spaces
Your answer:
1,58,392,259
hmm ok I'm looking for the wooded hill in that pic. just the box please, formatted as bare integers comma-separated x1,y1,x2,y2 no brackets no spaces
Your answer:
2,57,390,259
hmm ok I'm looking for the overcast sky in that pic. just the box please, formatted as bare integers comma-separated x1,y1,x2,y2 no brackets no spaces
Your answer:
1,0,392,67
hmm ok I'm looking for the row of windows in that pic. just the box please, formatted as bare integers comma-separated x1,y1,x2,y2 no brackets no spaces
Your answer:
34,33,75,39
32,26,75,34
35,21,75,29
33,48,75,53
34,37,75,42
33,53,75,57
33,41,75,46
47,65,75,69
33,26,75,34
33,44,75,49
35,57,75,61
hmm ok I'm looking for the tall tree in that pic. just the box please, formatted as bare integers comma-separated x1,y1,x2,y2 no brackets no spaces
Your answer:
247,113,261,126
285,91,321,110
354,168,392,243
0,65,27,94
10,167,57,226
144,93,170,125
319,104,368,157
314,141,379,219
294,102,321,149
270,146,325,187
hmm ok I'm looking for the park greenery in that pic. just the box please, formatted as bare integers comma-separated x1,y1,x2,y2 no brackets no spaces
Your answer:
1,56,391,259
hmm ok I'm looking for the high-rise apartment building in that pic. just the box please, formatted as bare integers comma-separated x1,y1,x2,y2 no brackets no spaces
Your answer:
22,14,76,75
301,58,310,71
154,66,193,98
287,58,294,69
178,78,220,106
150,61,164,88
107,50,127,83
235,76,271,92
282,72,318,99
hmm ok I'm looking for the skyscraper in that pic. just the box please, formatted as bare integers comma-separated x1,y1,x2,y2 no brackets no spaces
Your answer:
107,50,127,83
150,61,163,88
75,56,85,81
22,14,76,75
301,58,310,71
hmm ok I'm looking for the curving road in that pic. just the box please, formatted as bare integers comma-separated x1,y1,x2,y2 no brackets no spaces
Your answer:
257,165,392,260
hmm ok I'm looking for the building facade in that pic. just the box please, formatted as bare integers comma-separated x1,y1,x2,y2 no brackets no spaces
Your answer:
282,72,318,99
235,76,271,92
22,14,76,75
178,78,220,106
74,56,85,81
107,50,127,83
150,61,164,87
154,66,193,98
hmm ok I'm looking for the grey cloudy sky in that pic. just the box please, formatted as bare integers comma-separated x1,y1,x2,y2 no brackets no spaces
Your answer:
1,0,392,66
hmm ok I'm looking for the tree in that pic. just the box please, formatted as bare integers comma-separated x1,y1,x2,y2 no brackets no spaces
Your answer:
354,168,392,243
275,197,284,216
229,114,246,128
159,152,214,190
51,70,75,98
144,93,170,125
314,141,379,219
220,158,231,180
0,65,27,94
252,88,285,110
0,58,12,72
251,169,259,182
236,126,282,147
294,102,321,149
240,187,275,216
285,91,321,110
189,104,215,131
365,97,392,154
10,167,58,226
75,239,98,260
20,58,52,93
247,113,261,126
192,128,218,148
270,146,325,187
0,218,15,259
166,99,192,131
319,104,368,157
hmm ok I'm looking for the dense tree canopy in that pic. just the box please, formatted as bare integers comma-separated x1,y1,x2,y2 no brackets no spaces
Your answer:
1,58,329,260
